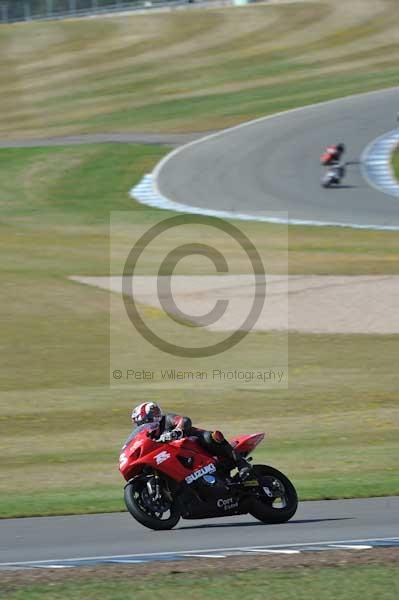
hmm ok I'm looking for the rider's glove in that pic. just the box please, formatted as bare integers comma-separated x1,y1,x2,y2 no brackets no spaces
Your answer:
158,430,183,443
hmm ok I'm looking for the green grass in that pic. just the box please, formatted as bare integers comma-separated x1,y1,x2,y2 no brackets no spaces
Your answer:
1,331,398,516
2,0,399,517
3,565,399,600
0,0,398,138
1,144,399,517
392,145,399,181
83,68,399,133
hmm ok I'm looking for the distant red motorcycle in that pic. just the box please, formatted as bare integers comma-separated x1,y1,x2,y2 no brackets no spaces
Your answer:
119,423,298,530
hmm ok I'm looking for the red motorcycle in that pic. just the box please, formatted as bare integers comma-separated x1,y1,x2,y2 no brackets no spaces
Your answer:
119,423,298,530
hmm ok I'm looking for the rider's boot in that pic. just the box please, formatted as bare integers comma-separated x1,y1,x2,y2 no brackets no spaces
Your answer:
234,452,253,481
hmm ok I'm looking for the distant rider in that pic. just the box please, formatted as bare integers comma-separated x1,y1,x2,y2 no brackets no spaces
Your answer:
320,143,345,165
126,402,252,480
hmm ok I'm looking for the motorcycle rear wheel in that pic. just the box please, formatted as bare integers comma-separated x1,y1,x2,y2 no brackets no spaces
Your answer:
248,464,298,524
321,177,333,188
124,477,180,531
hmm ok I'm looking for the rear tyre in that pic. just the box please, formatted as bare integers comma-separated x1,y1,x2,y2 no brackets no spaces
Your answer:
248,465,298,524
124,476,180,531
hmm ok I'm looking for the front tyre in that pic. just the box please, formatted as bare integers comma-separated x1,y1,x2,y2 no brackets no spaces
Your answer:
248,465,298,524
124,476,180,531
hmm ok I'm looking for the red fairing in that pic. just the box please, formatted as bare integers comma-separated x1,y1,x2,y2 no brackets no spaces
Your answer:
119,426,266,483
119,427,216,483
229,432,265,454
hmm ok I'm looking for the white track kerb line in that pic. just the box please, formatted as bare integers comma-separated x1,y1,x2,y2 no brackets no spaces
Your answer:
361,128,399,197
130,86,399,231
2,537,399,567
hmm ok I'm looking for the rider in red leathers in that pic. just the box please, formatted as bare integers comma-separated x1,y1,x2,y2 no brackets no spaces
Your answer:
320,143,345,165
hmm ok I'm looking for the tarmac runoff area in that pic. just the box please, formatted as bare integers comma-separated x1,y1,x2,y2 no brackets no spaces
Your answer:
71,274,399,334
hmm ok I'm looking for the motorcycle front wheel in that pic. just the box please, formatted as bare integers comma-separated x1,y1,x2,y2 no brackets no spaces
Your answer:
248,464,298,524
124,476,181,531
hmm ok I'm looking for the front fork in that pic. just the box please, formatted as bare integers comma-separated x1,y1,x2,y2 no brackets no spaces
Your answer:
146,471,173,503
146,471,161,500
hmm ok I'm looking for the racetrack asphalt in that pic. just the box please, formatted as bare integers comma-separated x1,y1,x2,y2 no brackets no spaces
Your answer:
1,497,399,565
156,87,399,228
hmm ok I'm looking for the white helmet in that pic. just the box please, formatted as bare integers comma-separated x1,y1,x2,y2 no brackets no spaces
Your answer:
131,402,162,427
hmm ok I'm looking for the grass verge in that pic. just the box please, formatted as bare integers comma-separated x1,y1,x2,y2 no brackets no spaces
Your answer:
391,145,399,181
2,562,399,600
0,0,398,138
